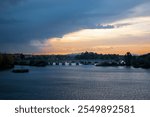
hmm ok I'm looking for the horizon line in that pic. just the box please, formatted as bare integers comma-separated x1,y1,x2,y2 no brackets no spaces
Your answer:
1,51,149,56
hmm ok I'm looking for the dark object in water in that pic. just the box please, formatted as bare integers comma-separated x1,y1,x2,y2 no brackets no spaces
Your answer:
12,69,29,73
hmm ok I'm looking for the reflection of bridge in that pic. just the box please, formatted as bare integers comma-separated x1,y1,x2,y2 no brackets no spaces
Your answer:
48,60,103,66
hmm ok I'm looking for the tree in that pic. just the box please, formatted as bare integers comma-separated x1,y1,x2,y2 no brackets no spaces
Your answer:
0,54,2,66
0,54,14,70
124,52,132,66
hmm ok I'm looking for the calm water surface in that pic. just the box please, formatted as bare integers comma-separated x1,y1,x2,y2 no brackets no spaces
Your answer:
0,65,150,100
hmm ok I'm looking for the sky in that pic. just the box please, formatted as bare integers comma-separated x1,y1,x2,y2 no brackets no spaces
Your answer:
0,0,150,55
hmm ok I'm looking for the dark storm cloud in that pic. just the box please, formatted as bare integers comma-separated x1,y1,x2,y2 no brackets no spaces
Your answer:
0,0,149,53
0,0,23,6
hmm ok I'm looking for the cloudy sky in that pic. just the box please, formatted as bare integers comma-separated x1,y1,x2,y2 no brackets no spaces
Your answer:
0,0,150,54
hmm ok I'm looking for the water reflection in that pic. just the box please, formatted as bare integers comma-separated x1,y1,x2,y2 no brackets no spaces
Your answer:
0,65,150,100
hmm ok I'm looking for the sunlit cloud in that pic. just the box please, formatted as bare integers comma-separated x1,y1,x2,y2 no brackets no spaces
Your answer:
31,16,150,55
128,2,150,17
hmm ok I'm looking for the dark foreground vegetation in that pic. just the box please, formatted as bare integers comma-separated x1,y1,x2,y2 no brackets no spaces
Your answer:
76,52,150,69
130,53,150,69
0,52,150,70
0,54,14,70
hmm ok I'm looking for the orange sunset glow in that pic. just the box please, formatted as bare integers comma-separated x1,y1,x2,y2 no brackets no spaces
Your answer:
31,16,150,55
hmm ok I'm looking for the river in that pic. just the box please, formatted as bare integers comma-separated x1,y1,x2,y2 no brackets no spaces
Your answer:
0,65,150,100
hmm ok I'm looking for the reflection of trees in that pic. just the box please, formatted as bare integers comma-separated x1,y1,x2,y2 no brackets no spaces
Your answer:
0,54,14,70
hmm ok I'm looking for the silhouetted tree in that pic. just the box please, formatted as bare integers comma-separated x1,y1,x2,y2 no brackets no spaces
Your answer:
125,52,132,66
20,53,25,60
0,54,2,67
0,54,14,70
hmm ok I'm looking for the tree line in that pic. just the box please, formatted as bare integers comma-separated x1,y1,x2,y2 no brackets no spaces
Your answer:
76,51,150,68
0,54,14,70
125,52,150,69
0,52,150,70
